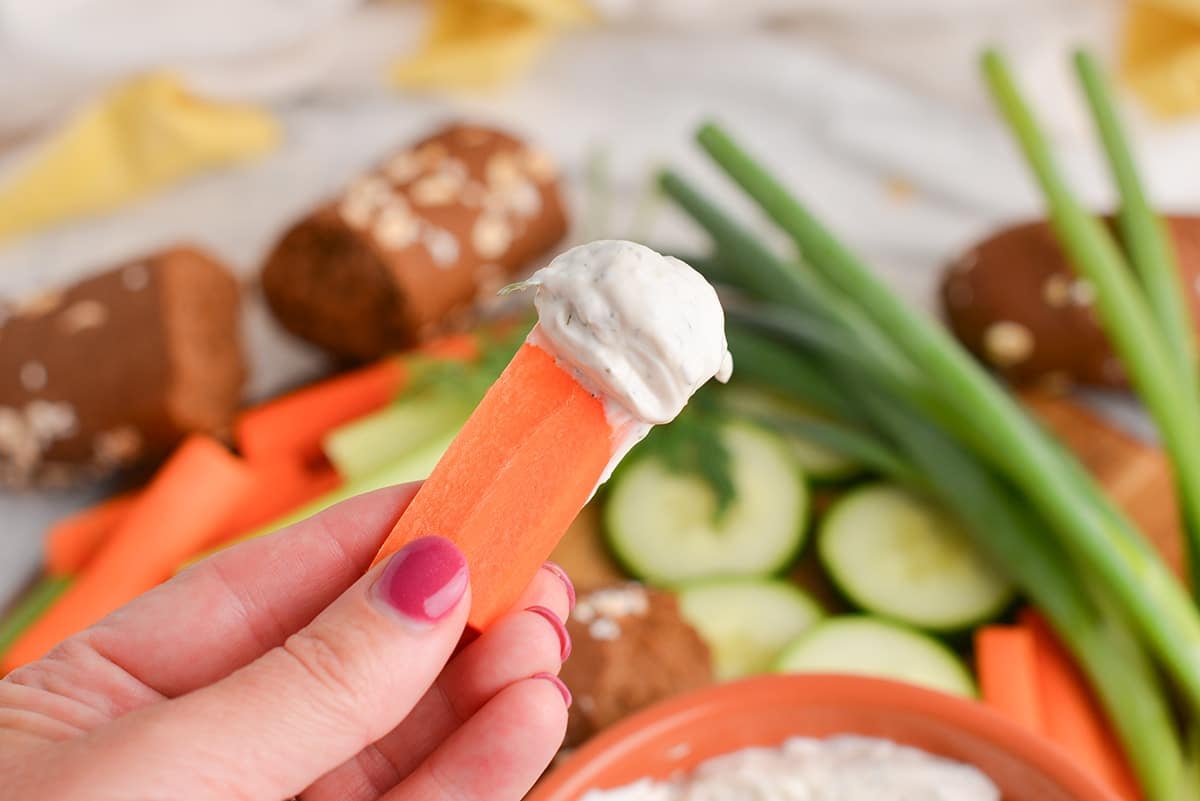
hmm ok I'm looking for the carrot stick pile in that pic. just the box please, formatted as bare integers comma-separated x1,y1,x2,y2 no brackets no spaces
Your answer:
977,612,1141,801
0,330,492,673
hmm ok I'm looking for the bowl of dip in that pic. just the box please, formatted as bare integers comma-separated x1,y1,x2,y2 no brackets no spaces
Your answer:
529,674,1120,801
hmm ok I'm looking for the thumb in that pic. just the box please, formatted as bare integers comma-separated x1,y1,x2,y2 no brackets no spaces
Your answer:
70,536,470,801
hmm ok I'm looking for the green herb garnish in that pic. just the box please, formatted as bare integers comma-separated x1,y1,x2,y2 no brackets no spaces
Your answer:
628,386,737,521
404,316,533,406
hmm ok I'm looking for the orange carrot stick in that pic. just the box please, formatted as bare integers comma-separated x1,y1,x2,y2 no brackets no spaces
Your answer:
371,342,618,630
210,460,341,547
975,625,1043,735
236,358,405,467
3,436,256,672
234,333,482,467
45,493,139,576
1022,610,1141,801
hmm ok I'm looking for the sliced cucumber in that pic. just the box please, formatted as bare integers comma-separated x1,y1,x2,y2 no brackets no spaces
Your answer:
678,578,823,681
774,616,976,697
604,421,808,584
818,484,1013,631
721,385,863,482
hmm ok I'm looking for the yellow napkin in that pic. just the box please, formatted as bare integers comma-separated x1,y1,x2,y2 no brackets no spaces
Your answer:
1121,1,1200,117
0,73,279,242
392,0,594,91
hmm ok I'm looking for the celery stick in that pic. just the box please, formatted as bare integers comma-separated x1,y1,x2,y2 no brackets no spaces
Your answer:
688,121,1200,715
324,395,473,479
0,575,70,659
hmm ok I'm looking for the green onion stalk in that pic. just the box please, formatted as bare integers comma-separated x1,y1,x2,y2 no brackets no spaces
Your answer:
982,50,1200,598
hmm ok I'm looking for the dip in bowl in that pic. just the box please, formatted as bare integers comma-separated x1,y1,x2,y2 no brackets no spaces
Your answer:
529,674,1120,801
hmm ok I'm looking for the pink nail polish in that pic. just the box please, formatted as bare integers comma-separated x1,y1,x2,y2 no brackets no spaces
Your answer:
527,605,572,661
534,672,572,708
374,537,468,625
541,561,576,611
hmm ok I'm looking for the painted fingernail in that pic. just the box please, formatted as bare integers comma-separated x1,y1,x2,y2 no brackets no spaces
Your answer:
534,672,572,708
527,605,572,661
541,561,576,611
374,536,468,626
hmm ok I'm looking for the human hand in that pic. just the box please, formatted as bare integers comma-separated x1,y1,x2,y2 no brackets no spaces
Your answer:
0,483,574,801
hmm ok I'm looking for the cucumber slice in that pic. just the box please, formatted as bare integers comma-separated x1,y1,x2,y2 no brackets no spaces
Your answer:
604,421,808,584
818,485,1013,631
775,616,976,697
721,386,863,482
678,579,823,681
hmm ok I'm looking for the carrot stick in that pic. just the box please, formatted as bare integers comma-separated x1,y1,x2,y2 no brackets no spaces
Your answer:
234,333,482,467
2,436,256,672
235,358,405,467
45,493,139,576
209,460,341,547
371,341,619,630
0,576,71,659
1022,610,1142,801
975,625,1043,735
418,331,483,361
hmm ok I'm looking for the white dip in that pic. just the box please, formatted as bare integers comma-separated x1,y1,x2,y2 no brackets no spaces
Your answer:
522,240,733,425
579,736,1000,801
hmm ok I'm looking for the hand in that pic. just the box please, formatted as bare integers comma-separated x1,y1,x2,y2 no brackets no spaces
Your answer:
0,483,575,801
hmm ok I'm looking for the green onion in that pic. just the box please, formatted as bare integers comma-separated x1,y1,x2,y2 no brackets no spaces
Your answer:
854,387,1185,801
725,283,1186,796
1074,50,1198,380
689,120,1200,713
0,575,70,659
983,50,1200,595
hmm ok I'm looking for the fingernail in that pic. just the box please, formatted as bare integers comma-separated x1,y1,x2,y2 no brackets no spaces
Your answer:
374,537,468,626
527,605,572,661
534,672,572,708
541,562,576,612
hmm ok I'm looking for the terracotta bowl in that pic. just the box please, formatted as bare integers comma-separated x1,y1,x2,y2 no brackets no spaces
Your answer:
530,674,1119,801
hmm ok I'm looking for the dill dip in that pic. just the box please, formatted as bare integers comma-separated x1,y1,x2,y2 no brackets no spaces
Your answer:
519,239,733,425
580,735,1000,801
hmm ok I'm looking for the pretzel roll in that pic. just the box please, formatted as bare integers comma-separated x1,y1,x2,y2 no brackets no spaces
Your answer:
0,247,244,486
941,215,1200,390
261,124,568,361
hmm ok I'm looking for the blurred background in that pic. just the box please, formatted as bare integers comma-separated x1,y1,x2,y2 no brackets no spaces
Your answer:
1,0,1198,602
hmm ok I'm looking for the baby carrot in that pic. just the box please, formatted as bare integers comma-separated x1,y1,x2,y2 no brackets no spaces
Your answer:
45,492,139,576
2,436,255,671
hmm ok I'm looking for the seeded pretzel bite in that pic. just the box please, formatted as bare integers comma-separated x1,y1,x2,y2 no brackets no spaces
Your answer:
261,124,568,361
940,216,1200,390
0,248,245,487
558,583,713,748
